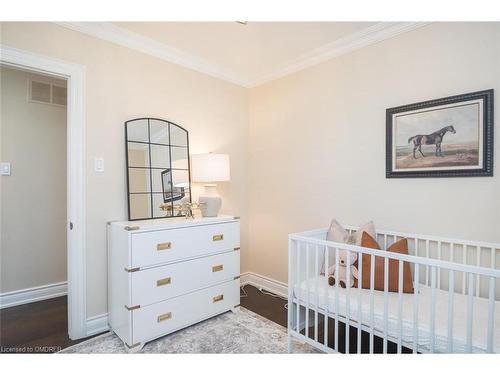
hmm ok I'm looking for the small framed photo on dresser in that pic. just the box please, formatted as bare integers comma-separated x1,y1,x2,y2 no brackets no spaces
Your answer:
386,89,494,178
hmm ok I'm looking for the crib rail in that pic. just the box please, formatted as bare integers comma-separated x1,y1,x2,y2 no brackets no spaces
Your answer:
287,228,500,354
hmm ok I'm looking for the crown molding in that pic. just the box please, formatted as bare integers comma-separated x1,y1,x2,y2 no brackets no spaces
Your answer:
54,22,431,89
54,22,252,87
248,22,431,87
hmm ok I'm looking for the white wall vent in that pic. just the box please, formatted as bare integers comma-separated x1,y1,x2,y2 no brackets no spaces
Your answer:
29,79,67,107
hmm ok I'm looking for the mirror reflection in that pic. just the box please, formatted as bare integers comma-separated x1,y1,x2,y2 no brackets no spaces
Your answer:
171,147,189,169
170,125,188,147
126,119,149,143
127,143,150,168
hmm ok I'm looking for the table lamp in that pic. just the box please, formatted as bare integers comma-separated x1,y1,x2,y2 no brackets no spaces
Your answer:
191,153,230,217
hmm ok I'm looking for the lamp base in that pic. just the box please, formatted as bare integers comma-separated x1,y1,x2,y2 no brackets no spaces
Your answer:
199,196,221,217
199,184,221,217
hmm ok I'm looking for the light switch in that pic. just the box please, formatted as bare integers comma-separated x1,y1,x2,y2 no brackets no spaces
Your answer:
1,162,11,176
94,157,104,172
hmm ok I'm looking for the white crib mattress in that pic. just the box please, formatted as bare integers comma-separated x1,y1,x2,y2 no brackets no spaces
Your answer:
293,276,500,353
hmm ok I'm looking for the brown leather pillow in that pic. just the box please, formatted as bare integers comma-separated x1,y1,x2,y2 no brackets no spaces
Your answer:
358,232,414,293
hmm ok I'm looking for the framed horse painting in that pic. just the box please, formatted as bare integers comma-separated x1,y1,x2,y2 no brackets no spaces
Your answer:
386,89,494,178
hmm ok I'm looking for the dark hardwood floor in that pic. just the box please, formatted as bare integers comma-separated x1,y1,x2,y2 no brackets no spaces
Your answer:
240,284,288,327
0,296,101,354
1,284,411,354
240,284,412,354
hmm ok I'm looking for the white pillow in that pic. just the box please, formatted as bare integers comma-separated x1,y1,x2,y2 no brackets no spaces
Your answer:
321,219,376,274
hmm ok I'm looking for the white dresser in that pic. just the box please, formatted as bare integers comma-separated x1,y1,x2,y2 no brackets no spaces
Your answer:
107,215,240,352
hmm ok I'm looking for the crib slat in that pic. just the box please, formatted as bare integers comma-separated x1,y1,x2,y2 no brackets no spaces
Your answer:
413,264,420,354
476,246,481,297
383,257,389,354
346,249,351,353
487,276,495,353
462,245,467,294
425,240,430,286
384,234,387,249
466,272,474,353
305,244,310,339
447,270,455,353
296,243,301,335
437,242,442,289
370,254,375,354
397,260,403,354
334,247,340,352
324,247,329,349
314,245,319,342
491,247,496,269
288,238,294,353
430,266,436,353
357,252,363,354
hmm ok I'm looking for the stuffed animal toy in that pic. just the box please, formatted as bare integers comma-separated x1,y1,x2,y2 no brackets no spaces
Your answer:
327,249,359,288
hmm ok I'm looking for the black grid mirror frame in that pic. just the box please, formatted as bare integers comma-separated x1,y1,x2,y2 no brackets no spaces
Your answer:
125,117,192,221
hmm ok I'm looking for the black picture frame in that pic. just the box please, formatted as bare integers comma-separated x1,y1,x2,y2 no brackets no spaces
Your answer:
386,89,494,178
161,168,186,203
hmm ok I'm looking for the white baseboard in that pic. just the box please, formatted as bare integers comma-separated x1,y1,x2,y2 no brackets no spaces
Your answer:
0,281,67,309
86,313,109,336
240,272,288,298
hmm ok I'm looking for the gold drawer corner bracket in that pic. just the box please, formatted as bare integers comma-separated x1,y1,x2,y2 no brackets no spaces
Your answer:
125,304,141,311
124,267,140,273
125,342,142,349
124,225,140,231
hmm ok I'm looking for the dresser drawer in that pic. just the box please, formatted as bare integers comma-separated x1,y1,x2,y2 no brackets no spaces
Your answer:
131,250,239,306
132,279,239,344
130,221,239,268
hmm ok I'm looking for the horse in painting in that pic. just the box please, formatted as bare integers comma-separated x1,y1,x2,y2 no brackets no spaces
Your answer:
408,125,456,158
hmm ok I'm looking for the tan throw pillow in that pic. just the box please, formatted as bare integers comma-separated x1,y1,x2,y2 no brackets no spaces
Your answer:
326,219,350,243
353,221,375,246
359,232,414,293
321,219,376,274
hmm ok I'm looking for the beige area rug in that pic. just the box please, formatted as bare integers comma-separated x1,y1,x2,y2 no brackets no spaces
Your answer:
60,307,318,354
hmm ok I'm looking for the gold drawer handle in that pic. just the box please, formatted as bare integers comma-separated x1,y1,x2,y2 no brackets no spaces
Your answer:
157,312,172,322
157,242,172,251
156,277,171,287
212,264,224,272
213,234,224,241
213,294,224,303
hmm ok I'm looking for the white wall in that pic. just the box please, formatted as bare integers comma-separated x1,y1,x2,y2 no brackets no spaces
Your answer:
248,22,500,283
0,66,67,292
0,22,250,317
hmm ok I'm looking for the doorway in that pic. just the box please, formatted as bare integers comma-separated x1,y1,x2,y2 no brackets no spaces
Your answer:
0,66,70,351
0,45,86,341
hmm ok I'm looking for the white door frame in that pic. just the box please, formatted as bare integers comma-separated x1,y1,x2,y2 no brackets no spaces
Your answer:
0,45,87,339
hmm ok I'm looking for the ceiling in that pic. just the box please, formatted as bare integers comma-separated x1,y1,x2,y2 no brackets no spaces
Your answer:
114,22,376,84
58,22,429,87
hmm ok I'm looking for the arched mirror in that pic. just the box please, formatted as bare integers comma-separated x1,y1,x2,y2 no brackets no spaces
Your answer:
125,118,191,220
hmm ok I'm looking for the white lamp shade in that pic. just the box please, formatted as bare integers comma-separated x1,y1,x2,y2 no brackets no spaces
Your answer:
191,153,230,182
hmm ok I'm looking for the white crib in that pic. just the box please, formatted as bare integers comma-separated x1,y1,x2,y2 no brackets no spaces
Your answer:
288,226,500,354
